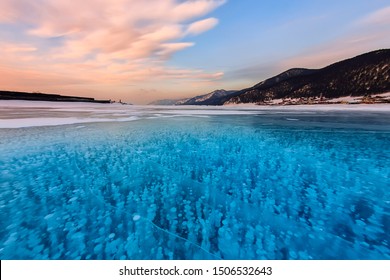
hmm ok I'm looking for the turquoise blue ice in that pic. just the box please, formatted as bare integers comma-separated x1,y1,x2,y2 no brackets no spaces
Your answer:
0,106,389,259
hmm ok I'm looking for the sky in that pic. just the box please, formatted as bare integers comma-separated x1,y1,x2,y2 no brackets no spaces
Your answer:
0,0,389,104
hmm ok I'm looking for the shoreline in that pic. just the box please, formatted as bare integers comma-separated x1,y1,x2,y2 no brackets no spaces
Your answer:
221,103,390,111
2,99,390,110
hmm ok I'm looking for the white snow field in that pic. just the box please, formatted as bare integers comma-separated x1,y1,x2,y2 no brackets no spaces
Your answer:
0,101,389,259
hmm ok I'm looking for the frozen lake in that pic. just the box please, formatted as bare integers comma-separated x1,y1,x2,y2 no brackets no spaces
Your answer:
0,101,389,259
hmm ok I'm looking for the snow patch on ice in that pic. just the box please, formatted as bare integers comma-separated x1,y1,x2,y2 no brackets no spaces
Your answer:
0,116,140,128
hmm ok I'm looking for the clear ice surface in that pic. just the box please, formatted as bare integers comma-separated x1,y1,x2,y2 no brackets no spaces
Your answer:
0,104,389,259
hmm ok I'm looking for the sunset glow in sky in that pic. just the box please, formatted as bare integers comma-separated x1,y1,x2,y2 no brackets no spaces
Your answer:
1,0,389,104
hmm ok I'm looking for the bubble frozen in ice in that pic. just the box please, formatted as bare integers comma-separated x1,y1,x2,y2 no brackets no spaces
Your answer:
133,215,141,221
0,107,389,260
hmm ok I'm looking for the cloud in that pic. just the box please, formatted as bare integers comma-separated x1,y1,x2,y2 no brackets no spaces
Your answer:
1,1,225,55
158,42,195,58
186,18,219,35
0,0,226,102
170,0,226,22
359,6,390,26
279,6,390,70
0,42,37,53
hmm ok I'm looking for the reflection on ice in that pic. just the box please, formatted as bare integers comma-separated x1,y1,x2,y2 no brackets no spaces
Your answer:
0,101,389,259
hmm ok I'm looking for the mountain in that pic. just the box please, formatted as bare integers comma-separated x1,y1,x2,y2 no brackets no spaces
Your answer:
0,90,111,103
149,89,237,105
252,68,318,88
179,89,237,105
148,98,186,105
225,49,390,104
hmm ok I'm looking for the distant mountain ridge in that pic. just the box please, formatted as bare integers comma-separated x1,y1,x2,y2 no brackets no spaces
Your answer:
149,89,237,105
166,49,390,106
0,90,111,103
179,89,237,105
148,98,185,105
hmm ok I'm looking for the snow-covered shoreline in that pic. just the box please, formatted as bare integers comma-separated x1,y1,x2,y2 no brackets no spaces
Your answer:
1,100,389,128
223,103,390,111
224,92,390,108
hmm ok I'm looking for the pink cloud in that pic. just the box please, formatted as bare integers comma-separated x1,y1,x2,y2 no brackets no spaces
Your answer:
359,6,390,26
158,42,195,57
186,18,219,35
0,42,37,53
0,0,225,60
171,0,226,21
0,0,37,23
280,6,390,70
0,0,226,103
